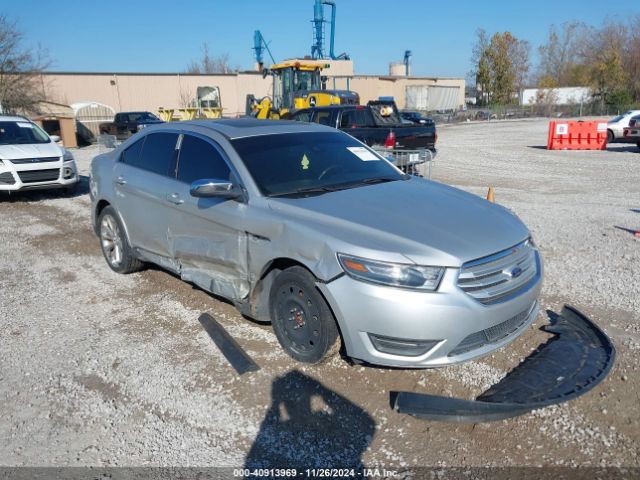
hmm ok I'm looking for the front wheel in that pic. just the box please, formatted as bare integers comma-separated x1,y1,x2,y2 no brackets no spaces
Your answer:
98,206,143,274
269,266,341,364
636,141,640,151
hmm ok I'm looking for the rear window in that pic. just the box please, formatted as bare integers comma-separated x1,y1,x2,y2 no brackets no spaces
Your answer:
121,132,178,177
231,132,403,197
339,109,374,128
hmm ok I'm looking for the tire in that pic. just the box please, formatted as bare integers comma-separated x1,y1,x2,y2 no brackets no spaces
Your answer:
269,266,341,364
97,206,143,274
637,141,640,151
607,129,614,144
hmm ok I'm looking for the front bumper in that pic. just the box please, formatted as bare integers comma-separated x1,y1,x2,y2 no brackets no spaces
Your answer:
0,159,79,191
318,251,542,367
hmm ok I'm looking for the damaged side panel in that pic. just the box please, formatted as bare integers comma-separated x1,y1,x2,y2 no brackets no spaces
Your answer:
166,191,252,302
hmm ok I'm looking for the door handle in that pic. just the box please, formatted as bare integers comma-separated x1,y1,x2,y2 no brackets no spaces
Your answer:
166,193,184,205
114,176,127,185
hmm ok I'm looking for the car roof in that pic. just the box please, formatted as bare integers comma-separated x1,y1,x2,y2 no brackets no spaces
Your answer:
0,115,30,122
174,118,337,139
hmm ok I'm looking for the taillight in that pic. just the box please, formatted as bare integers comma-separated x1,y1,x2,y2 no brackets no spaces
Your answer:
384,130,396,149
434,133,438,144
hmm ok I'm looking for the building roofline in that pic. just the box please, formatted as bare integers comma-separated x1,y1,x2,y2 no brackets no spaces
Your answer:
42,71,262,76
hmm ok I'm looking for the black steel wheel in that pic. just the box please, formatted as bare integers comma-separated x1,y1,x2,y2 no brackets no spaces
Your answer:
269,266,340,364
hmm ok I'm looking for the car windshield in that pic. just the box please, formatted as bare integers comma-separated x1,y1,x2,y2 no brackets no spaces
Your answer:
0,120,51,145
231,132,406,197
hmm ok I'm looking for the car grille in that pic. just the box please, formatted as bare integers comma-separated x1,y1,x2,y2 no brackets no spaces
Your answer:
457,240,538,305
448,302,536,357
17,169,60,183
0,172,15,184
10,156,60,165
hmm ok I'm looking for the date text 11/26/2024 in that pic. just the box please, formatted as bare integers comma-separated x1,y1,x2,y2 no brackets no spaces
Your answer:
233,468,398,477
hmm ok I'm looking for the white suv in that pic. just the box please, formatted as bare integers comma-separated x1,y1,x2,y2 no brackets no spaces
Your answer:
0,116,79,193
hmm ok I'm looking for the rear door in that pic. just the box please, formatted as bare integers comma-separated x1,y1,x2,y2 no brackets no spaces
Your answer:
338,108,379,145
113,131,180,261
167,133,250,301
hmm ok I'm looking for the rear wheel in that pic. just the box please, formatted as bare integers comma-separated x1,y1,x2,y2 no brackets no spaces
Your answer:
98,206,143,274
269,266,341,364
636,141,640,151
607,129,614,144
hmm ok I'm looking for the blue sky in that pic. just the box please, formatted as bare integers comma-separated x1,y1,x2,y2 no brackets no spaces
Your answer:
5,0,638,78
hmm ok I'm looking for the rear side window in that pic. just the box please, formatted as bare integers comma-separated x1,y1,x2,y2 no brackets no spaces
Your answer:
292,111,312,122
339,109,374,128
177,135,231,184
132,132,179,176
313,111,333,126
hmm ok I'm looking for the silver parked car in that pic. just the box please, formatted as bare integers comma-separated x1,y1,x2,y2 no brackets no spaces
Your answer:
90,119,542,367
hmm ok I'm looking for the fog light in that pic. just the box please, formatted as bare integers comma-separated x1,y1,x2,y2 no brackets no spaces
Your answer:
63,167,74,179
368,334,439,357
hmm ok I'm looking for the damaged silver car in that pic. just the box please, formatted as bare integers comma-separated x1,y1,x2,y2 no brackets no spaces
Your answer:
90,119,542,367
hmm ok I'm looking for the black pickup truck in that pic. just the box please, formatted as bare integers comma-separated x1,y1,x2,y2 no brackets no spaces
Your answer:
289,101,437,172
99,111,163,139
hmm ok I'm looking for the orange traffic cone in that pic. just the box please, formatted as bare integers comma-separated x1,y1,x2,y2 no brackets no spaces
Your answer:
486,186,495,203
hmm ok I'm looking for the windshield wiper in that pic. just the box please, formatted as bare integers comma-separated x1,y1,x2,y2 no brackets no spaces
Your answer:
268,185,336,198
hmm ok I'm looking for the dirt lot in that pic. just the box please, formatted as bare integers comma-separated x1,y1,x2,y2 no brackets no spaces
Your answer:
0,119,639,472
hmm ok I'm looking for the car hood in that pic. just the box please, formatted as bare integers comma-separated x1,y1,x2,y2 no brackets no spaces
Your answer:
0,142,62,160
267,178,530,267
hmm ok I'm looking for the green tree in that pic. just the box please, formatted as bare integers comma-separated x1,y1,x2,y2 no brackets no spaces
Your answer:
471,30,530,106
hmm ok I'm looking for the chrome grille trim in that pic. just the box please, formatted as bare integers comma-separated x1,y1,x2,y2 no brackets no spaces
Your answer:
10,156,60,165
458,240,539,305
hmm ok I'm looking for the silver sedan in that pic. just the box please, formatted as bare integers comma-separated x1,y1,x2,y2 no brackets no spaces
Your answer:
90,119,542,367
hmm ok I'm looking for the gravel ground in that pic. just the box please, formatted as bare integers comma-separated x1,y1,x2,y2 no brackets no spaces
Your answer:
0,119,638,471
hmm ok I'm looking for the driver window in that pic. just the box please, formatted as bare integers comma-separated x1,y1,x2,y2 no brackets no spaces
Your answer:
177,135,231,184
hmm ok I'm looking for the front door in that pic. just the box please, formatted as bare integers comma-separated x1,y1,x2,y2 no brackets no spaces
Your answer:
166,133,250,301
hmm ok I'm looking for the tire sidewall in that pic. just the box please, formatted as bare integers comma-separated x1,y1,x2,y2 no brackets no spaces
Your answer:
98,206,135,274
269,267,339,364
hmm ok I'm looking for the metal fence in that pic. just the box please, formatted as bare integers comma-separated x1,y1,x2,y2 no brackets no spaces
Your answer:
426,103,628,125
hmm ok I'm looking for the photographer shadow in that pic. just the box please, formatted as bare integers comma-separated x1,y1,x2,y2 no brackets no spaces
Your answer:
245,370,375,471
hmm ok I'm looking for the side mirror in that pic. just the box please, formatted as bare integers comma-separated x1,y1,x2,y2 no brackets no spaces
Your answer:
190,179,243,200
50,135,61,142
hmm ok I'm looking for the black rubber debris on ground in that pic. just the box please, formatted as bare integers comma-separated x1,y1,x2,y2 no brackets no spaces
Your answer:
198,313,260,375
392,305,616,422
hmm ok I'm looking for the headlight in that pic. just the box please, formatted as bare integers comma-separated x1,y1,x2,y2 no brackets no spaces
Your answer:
337,253,445,291
63,150,74,162
137,124,147,131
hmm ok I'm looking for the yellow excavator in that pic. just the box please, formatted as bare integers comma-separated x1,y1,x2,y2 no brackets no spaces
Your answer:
247,60,359,119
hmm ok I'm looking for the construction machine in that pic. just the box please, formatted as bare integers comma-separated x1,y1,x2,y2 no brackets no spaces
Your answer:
247,60,359,119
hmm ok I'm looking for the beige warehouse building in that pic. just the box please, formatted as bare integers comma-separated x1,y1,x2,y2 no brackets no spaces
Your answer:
40,60,465,119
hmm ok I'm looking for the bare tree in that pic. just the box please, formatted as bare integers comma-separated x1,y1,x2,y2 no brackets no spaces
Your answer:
186,43,233,74
0,15,50,114
538,22,587,86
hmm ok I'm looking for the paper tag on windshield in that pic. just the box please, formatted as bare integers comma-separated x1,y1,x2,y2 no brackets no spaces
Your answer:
17,122,33,128
347,147,379,161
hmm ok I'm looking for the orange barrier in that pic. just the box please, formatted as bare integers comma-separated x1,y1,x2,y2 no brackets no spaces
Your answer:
546,120,608,150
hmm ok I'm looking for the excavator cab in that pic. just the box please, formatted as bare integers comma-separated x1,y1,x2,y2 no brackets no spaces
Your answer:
248,60,359,119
